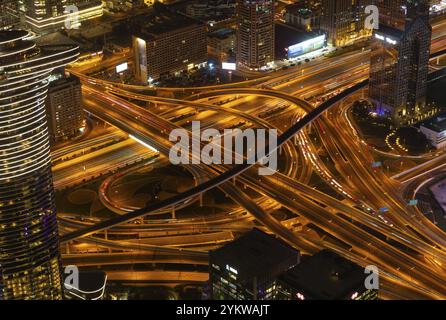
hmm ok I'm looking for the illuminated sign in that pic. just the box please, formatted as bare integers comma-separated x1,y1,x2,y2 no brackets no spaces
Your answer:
375,34,385,40
222,62,236,71
116,62,128,73
296,292,305,300
226,264,238,274
375,33,397,45
287,34,326,59
386,37,397,45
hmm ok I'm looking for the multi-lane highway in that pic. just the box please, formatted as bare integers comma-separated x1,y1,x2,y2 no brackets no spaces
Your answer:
56,22,446,299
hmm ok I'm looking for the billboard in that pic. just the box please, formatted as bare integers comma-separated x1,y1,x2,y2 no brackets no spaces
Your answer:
222,62,236,71
116,62,128,73
287,34,326,59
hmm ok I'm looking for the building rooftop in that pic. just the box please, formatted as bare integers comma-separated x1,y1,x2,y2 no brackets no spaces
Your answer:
210,228,300,282
49,74,80,89
36,32,79,46
421,113,446,132
0,30,29,44
207,28,235,39
277,250,366,300
275,22,324,57
285,4,316,18
64,271,107,300
374,24,404,40
131,3,204,41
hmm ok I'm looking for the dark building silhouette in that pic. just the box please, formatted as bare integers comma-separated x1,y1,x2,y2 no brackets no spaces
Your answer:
209,229,300,300
274,250,378,300
369,0,432,125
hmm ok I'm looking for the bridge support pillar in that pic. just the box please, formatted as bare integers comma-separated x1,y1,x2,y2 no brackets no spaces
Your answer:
172,207,176,219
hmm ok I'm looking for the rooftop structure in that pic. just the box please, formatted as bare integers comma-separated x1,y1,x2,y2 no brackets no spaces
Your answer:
275,250,378,300
209,228,300,300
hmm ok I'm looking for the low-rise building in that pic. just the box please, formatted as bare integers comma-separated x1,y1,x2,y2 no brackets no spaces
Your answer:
275,23,326,60
64,271,107,300
274,250,378,300
284,4,320,32
420,114,446,149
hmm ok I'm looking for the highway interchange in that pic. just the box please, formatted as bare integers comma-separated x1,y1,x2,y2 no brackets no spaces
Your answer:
52,21,446,299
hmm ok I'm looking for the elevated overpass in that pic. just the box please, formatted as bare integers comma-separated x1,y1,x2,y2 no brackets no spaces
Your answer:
60,80,369,243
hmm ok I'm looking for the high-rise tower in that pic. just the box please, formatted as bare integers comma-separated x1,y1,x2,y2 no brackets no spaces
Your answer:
368,0,432,126
236,0,275,70
373,0,407,29
320,0,371,46
0,30,79,299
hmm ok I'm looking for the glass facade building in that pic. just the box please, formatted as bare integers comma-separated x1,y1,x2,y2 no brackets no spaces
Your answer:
369,0,432,125
0,30,79,299
320,0,371,46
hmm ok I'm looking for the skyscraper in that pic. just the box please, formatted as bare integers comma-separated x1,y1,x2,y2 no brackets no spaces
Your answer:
373,0,439,28
320,0,371,46
0,30,79,299
236,0,275,70
373,0,407,29
368,0,432,125
46,75,84,144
